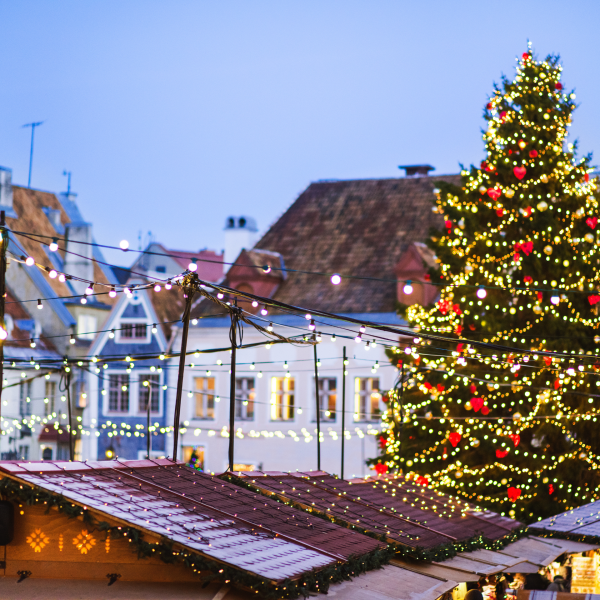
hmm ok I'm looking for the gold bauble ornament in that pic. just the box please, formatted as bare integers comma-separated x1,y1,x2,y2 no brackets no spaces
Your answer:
543,113,550,120
501,478,508,485
544,245,553,255
455,471,463,478
504,188,515,198
471,438,480,448
585,233,594,243
533,305,542,314
540,174,549,183
537,200,548,211
465,401,472,410
479,185,487,194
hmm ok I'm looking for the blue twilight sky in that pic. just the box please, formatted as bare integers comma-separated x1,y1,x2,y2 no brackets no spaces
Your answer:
1,1,599,266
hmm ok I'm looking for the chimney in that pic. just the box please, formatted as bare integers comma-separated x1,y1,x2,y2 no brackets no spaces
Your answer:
64,221,94,295
399,165,435,178
224,216,258,266
0,167,15,216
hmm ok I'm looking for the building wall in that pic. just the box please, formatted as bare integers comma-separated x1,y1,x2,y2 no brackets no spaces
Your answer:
167,320,397,477
86,290,169,461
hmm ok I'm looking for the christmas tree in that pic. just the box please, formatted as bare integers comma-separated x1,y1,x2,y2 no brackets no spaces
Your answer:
373,49,600,523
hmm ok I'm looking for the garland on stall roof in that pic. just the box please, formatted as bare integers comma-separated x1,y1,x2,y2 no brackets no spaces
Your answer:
221,472,530,562
0,475,393,599
528,527,600,546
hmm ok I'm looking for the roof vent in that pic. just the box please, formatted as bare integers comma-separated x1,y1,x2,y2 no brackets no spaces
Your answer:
398,165,435,178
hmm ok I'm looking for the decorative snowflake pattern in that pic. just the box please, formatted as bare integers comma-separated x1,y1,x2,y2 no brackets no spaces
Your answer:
73,530,96,554
26,529,50,552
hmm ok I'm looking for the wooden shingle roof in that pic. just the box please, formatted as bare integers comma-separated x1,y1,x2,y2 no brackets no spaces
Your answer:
236,471,521,551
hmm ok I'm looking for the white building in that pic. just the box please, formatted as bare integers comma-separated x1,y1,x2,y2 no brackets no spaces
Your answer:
165,169,457,475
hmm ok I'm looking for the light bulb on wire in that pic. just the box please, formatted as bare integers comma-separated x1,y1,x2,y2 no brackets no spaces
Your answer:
119,240,129,251
331,273,342,285
49,238,58,252
477,286,487,299
403,281,413,295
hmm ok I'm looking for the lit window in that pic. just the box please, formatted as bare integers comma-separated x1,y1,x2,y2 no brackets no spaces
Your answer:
316,378,336,422
195,377,215,419
354,377,381,421
271,377,295,421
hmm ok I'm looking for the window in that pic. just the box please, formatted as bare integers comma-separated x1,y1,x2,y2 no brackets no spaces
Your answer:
195,377,215,419
155,265,166,273
271,377,295,421
77,314,97,340
235,378,255,420
182,445,204,470
139,374,160,413
354,377,381,421
316,378,337,422
121,322,147,339
19,381,31,416
108,374,130,412
18,445,29,460
44,381,56,415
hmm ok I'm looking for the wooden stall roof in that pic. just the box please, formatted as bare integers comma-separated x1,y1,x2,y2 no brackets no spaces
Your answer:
0,459,384,584
236,471,521,549
534,499,600,538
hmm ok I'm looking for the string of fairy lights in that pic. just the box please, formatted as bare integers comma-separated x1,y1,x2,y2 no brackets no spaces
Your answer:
377,50,600,520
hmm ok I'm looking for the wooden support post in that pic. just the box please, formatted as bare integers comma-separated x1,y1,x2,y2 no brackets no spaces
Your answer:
65,369,74,462
147,383,151,459
0,211,6,441
341,346,347,480
172,277,196,461
314,342,321,471
228,302,239,472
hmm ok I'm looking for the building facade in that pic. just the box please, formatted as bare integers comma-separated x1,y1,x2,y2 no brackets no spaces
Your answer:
167,170,459,475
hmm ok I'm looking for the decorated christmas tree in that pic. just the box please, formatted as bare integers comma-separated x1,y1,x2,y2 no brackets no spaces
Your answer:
373,49,600,523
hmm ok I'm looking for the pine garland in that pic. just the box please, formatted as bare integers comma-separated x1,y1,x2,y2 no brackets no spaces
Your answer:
528,527,600,546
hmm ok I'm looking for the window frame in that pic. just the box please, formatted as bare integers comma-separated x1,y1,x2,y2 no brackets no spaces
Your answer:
44,380,57,416
117,319,150,344
139,373,161,414
106,373,130,414
235,377,255,421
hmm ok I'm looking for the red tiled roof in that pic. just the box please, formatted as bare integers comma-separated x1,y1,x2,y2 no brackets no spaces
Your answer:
0,459,383,582
252,175,461,313
237,471,521,549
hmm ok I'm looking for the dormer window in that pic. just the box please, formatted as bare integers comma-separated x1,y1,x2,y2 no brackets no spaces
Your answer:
118,322,148,343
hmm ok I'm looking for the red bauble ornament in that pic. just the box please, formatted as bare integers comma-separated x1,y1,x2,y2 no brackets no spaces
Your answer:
513,166,527,180
469,384,477,393
522,52,530,60
509,434,520,447
437,384,445,392
554,379,561,389
445,220,452,229
529,149,538,158
496,209,504,217
471,397,484,412
585,173,590,182
507,486,521,502
480,161,487,169
416,475,429,486
481,405,490,415
496,449,509,458
588,295,600,305
524,276,533,284
586,217,598,229
374,463,388,475
549,484,554,495
487,188,502,201
544,356,552,366
555,82,562,90
449,432,461,447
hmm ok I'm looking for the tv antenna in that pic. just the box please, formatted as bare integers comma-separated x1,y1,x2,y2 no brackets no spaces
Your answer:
22,121,44,188
63,170,72,194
